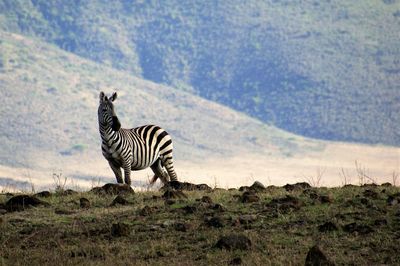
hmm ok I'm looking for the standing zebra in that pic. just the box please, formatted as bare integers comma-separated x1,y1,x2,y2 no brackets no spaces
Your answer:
98,91,178,186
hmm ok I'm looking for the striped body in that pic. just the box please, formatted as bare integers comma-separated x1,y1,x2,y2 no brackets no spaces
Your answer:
98,92,177,185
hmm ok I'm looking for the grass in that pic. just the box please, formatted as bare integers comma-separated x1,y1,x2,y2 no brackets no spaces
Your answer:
1,183,400,265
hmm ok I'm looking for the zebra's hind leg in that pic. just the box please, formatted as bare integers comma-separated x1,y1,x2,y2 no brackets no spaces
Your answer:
109,160,123,183
161,156,178,182
150,159,169,185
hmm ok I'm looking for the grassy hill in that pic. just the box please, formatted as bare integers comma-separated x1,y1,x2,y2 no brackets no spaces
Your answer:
0,30,328,188
0,30,398,191
0,0,399,145
1,183,400,265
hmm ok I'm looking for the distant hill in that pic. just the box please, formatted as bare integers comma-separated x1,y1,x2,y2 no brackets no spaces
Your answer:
1,0,398,145
0,30,320,170
0,31,398,191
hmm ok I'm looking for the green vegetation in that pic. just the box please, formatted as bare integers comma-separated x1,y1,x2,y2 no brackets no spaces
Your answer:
1,0,398,145
1,183,400,265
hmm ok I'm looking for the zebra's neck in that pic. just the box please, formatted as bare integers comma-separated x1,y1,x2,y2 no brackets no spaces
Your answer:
99,122,118,145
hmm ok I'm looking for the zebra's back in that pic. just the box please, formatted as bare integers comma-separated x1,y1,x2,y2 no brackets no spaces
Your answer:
127,125,173,170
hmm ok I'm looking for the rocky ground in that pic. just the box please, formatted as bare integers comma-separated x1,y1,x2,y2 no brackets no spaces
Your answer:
1,181,400,265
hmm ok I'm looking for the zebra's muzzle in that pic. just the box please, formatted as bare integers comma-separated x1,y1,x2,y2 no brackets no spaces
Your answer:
112,116,121,131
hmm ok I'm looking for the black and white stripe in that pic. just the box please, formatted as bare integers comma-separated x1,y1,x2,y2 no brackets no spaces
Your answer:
98,91,178,185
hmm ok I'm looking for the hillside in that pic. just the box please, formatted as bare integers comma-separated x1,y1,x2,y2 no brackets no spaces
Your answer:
0,30,322,189
0,30,398,191
0,0,399,145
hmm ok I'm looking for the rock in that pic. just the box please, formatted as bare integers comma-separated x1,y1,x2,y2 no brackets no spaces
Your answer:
318,222,338,232
205,216,224,228
55,208,76,215
174,222,192,232
139,205,156,216
111,223,130,237
343,223,374,234
361,183,378,188
249,181,266,192
318,195,333,204
161,181,212,191
110,195,129,206
215,234,252,250
305,245,335,266
5,195,49,212
238,186,250,192
181,205,197,214
265,195,303,212
61,189,78,196
161,220,175,228
241,191,260,203
374,219,387,226
238,214,258,225
363,189,378,199
211,203,226,212
91,183,134,195
387,193,400,205
283,182,311,191
162,189,187,200
230,257,243,265
164,199,176,205
79,198,90,208
200,196,213,204
34,191,52,198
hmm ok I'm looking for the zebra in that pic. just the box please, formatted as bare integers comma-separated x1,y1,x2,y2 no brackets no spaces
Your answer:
98,91,178,186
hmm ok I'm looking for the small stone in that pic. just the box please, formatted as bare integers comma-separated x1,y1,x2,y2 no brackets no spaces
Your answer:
201,196,213,204
238,186,250,192
343,223,374,234
59,189,78,196
238,214,258,225
5,195,49,212
249,181,266,192
363,189,378,199
111,223,130,237
215,234,252,250
55,208,76,215
164,199,176,205
181,205,197,214
318,195,333,204
318,222,338,232
241,191,260,203
205,216,224,228
374,219,387,226
139,205,155,216
283,182,311,191
110,195,129,206
174,222,192,232
91,183,134,195
305,245,335,266
212,203,226,212
230,257,243,265
79,198,90,208
34,191,52,198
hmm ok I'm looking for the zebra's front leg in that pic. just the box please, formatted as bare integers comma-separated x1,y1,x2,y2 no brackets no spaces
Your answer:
109,161,123,183
123,163,132,186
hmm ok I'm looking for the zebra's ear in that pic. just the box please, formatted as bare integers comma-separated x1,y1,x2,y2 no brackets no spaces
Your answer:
110,92,118,102
99,91,106,102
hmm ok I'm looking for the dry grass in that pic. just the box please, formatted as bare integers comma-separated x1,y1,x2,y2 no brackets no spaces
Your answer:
1,183,400,265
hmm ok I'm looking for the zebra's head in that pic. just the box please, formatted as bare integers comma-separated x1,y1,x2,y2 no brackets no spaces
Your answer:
98,91,121,131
